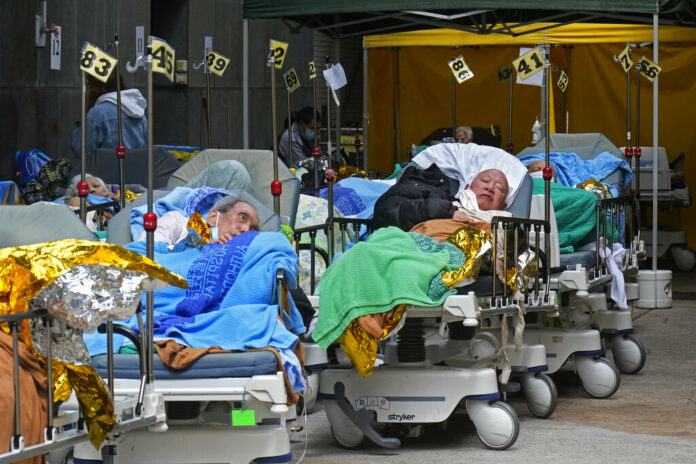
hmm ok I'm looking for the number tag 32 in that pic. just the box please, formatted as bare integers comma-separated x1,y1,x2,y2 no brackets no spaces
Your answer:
448,56,474,84
80,42,117,83
206,50,230,77
150,36,175,82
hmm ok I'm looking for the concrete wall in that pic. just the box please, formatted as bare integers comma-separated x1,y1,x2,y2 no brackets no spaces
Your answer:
0,0,316,182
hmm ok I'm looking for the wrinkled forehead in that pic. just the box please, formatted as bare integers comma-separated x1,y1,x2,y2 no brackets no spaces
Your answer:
230,201,259,222
476,169,508,187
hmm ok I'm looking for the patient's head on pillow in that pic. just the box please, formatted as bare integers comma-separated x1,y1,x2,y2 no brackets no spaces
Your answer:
207,194,259,243
466,169,508,211
527,161,556,182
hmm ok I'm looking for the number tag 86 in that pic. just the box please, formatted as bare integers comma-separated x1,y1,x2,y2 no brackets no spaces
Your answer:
80,42,117,82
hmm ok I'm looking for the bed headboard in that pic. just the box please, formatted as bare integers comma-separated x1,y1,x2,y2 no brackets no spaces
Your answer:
0,203,96,248
506,174,532,219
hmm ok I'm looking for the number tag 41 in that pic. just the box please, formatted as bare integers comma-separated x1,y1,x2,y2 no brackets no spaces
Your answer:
80,42,117,83
513,47,545,80
284,68,300,93
448,56,474,84
638,57,662,82
150,36,175,82
206,50,230,77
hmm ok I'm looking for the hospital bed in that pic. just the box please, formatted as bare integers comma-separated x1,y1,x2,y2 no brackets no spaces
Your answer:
295,173,559,449
518,133,646,383
0,203,168,464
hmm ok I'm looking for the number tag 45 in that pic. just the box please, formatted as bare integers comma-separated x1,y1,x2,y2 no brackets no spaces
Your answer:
150,36,175,82
80,42,117,82
448,56,474,84
206,50,230,77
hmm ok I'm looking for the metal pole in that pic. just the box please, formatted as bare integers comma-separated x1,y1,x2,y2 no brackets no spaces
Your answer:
544,45,551,226
652,12,659,272
205,61,212,148
312,63,319,188
335,39,342,165
146,44,155,383
115,35,126,209
12,323,21,445
626,60,632,149
508,73,513,152
270,48,281,215
80,72,87,221
326,73,333,171
566,46,572,133
243,19,249,149
635,64,641,193
451,71,456,138
287,90,293,168
362,46,369,171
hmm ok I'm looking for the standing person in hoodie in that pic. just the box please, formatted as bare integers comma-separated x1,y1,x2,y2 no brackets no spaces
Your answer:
71,73,148,159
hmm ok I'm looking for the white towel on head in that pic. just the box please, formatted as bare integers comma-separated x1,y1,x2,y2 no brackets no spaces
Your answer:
411,143,527,209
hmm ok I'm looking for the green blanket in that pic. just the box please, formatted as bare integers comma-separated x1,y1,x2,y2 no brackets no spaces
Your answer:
532,178,616,253
312,227,466,349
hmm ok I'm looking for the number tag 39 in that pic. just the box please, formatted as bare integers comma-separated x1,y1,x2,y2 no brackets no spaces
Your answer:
448,56,474,84
80,42,117,83
150,36,175,82
206,50,230,77
284,68,300,93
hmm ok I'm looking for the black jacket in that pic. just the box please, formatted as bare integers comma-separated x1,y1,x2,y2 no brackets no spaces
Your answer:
373,163,459,231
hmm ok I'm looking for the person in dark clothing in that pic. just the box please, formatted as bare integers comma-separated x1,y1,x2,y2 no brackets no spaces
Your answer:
372,163,460,231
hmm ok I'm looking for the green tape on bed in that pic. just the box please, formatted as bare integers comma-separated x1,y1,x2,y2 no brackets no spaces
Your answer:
232,409,256,426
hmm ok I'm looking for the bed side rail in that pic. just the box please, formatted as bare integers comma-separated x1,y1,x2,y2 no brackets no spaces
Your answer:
595,194,641,277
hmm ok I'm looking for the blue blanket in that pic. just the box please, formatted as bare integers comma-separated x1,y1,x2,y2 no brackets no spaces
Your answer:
130,186,230,241
84,231,307,392
320,177,391,219
519,152,633,197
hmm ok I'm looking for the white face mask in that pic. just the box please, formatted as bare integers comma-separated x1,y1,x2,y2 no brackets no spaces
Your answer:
209,215,219,242
529,171,544,179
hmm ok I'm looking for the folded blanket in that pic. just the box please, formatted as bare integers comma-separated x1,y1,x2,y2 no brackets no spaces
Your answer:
519,152,633,196
312,227,466,349
319,177,391,219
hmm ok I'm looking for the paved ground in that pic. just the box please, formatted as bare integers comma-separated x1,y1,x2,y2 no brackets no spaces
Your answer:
289,269,696,463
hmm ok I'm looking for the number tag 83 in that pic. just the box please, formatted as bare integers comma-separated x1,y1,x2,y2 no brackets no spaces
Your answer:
206,50,230,77
80,42,117,83
150,36,175,82
448,56,474,84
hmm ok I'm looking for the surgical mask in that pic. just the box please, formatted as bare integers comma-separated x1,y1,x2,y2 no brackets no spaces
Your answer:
529,171,544,179
209,216,219,242
304,129,315,141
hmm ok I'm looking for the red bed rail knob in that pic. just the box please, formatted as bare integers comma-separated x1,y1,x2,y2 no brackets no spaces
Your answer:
325,168,336,182
507,142,514,153
116,145,126,158
634,147,642,158
271,180,282,196
354,138,361,149
312,147,320,157
625,146,634,158
143,213,157,231
542,167,553,180
77,182,89,197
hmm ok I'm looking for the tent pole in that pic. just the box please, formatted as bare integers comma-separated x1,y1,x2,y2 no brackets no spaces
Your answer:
362,46,369,171
451,70,456,138
243,20,249,149
392,48,401,165
626,56,632,149
507,72,513,152
335,39,341,164
652,12,659,272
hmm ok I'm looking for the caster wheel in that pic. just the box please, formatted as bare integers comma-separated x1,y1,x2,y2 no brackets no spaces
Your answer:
324,399,365,448
521,373,558,419
468,400,519,450
611,335,647,375
576,356,621,399
670,246,696,272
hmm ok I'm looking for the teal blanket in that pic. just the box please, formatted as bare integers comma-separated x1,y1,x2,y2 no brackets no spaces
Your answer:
313,227,466,349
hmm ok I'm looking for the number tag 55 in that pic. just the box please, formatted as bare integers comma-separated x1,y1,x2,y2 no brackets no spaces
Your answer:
80,42,117,82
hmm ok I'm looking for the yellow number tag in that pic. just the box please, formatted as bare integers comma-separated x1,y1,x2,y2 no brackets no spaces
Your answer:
638,57,662,82
497,66,512,83
448,56,474,84
617,44,634,73
557,70,569,93
513,47,545,80
80,42,117,83
308,61,316,79
206,50,230,77
269,39,289,69
150,36,175,82
283,68,300,93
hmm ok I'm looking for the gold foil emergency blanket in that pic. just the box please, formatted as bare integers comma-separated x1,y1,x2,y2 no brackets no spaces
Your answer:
0,239,187,449
515,250,538,291
441,226,490,288
186,211,211,244
578,179,612,199
337,305,406,378
115,188,141,203
335,165,369,182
